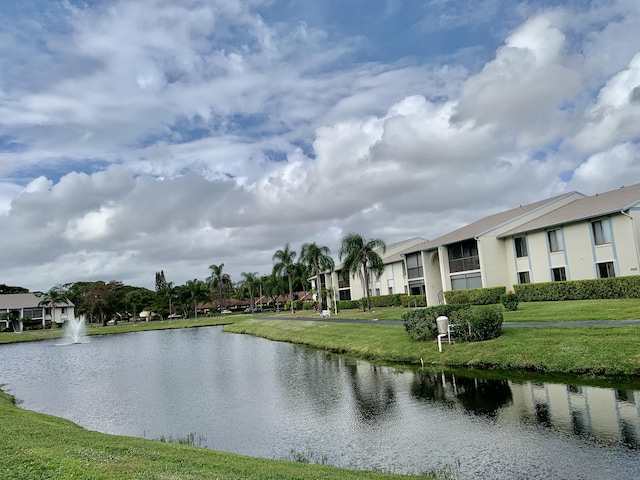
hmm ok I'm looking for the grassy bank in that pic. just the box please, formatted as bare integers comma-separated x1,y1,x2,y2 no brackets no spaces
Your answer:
223,319,640,377
0,389,430,480
269,298,640,323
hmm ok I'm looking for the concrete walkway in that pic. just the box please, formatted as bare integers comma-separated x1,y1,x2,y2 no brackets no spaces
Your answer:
261,315,640,328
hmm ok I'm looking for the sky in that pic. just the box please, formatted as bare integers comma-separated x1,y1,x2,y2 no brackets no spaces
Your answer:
1,0,640,292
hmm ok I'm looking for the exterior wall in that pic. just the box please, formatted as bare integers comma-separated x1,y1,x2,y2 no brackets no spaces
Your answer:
504,212,640,286
477,236,510,289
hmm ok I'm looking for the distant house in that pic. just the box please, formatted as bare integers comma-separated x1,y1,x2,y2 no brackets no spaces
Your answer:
0,293,75,332
323,183,640,307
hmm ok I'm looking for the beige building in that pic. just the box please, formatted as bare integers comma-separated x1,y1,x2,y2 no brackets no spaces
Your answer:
331,183,640,306
0,293,75,332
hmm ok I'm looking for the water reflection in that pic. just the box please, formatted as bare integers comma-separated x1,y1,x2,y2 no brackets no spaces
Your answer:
410,369,640,449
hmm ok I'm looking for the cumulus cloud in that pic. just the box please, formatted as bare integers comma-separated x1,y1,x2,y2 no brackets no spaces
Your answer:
1,0,640,290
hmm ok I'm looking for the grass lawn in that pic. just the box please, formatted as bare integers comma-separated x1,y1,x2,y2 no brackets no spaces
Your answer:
0,390,432,480
264,298,640,323
224,318,640,378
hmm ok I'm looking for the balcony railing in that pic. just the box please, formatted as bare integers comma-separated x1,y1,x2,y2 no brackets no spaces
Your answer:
448,256,480,273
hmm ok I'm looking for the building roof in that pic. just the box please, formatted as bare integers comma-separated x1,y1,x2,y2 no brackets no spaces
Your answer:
498,182,640,238
403,192,580,252
0,293,74,309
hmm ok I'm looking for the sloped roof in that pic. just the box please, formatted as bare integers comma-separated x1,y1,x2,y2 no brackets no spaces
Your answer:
498,182,640,238
404,192,580,252
0,293,74,309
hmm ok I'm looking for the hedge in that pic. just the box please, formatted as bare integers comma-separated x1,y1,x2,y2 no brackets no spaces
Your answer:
400,295,427,308
513,275,640,301
337,300,361,310
368,294,404,308
443,286,506,305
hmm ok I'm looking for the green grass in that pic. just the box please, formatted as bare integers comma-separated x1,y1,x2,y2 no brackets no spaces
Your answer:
224,319,640,378
0,389,432,480
266,298,640,323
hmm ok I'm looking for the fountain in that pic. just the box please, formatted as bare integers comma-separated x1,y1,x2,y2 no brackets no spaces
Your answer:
63,318,87,344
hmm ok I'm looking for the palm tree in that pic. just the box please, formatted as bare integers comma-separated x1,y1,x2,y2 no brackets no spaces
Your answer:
37,285,69,327
184,279,208,320
300,242,335,310
272,243,297,313
239,272,260,313
339,233,386,312
208,263,230,313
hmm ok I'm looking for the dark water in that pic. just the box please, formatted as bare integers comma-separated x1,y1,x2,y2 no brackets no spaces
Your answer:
0,326,638,479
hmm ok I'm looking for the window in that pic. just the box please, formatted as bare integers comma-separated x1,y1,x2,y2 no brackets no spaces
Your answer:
339,290,351,301
547,229,564,252
518,271,531,284
375,288,380,296
405,253,423,279
514,237,528,258
448,240,480,273
597,262,615,278
551,267,566,282
592,220,612,245
385,264,394,280
388,286,393,294
337,271,350,289
450,272,482,290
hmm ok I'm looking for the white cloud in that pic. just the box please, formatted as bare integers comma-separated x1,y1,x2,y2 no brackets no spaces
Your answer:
1,0,640,291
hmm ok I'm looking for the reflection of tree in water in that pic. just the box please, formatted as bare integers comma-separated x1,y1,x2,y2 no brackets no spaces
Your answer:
410,371,512,417
410,371,453,406
345,363,397,423
454,377,513,417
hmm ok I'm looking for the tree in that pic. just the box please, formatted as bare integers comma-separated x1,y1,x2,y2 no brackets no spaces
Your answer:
37,285,70,326
272,243,297,313
300,242,335,310
183,279,208,319
239,272,260,313
85,281,125,325
207,263,231,313
339,233,386,312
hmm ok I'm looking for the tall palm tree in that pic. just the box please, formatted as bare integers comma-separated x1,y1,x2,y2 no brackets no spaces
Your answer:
239,272,260,313
272,243,297,313
339,233,386,312
208,263,229,313
300,242,335,310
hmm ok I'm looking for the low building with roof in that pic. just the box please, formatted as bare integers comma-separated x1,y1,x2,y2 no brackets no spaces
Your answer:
0,293,75,331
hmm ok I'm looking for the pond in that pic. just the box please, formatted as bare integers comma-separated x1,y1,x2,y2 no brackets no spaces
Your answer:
0,326,638,479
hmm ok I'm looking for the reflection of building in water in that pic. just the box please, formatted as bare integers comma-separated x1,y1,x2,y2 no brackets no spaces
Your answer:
508,382,640,447
422,372,640,448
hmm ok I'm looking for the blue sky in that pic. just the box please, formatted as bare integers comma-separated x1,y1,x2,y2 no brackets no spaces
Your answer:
1,0,640,291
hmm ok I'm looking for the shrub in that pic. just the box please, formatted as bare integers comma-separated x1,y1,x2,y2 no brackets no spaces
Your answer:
400,295,427,307
369,294,403,308
402,304,470,341
337,300,361,310
449,306,503,342
500,293,519,311
513,276,640,301
444,286,506,305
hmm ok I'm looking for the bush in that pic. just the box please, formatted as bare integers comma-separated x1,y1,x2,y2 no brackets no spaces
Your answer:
513,276,640,301
400,295,427,307
402,304,470,341
337,300,361,310
368,294,403,308
444,286,506,305
404,304,503,343
449,306,503,342
500,293,519,311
